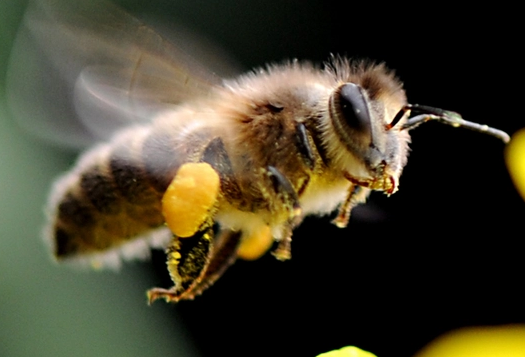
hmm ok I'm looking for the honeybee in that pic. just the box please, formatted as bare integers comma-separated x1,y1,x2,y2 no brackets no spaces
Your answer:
10,0,509,304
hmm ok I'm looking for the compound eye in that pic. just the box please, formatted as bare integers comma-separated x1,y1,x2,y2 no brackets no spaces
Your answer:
336,83,371,135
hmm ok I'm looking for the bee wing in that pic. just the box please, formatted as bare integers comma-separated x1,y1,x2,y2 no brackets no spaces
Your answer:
6,0,239,149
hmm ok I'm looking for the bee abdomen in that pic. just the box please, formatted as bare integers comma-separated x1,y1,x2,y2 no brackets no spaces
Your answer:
80,165,120,214
50,128,170,259
50,124,221,260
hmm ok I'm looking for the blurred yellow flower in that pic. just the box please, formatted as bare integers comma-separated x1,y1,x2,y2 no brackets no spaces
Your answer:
506,129,525,200
316,346,377,357
415,325,525,357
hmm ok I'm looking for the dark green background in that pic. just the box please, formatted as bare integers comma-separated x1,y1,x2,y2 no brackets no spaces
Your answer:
1,1,523,357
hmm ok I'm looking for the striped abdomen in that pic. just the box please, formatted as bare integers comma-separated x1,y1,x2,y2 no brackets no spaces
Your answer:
48,123,214,259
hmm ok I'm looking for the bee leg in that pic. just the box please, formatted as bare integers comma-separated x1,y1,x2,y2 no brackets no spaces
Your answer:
182,230,243,297
148,161,227,303
272,225,293,261
148,229,244,304
147,227,215,304
296,122,316,170
267,166,301,217
267,166,302,261
332,185,370,228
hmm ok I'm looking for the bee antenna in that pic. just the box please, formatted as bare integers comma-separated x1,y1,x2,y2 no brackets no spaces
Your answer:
386,104,412,130
387,104,510,143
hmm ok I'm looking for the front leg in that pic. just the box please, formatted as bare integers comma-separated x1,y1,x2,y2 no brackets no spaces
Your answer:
332,184,371,228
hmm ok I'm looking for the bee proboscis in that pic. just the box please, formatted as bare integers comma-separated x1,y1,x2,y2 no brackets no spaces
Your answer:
10,0,510,303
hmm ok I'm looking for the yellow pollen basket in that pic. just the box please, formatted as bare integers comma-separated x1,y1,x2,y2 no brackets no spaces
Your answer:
162,163,220,238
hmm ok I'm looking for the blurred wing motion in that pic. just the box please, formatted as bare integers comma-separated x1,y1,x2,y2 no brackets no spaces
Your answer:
6,0,238,148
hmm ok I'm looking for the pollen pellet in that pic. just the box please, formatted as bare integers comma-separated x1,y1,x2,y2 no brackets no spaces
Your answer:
162,163,220,238
237,225,273,260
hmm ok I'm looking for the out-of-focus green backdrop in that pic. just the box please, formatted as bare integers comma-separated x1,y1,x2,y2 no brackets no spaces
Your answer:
1,1,523,357
0,1,199,356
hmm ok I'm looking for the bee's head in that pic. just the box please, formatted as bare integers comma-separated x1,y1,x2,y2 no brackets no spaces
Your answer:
326,81,410,195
